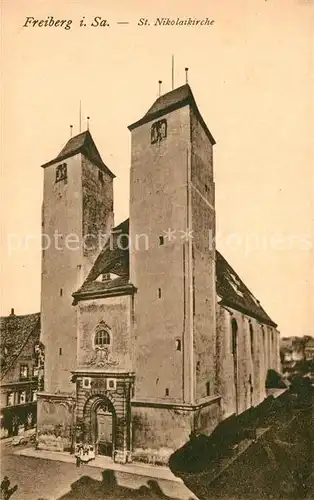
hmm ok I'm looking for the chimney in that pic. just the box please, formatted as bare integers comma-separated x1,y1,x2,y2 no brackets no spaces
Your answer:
10,308,15,316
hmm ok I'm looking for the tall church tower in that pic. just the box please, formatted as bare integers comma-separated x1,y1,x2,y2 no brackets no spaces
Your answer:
129,85,221,451
38,131,115,449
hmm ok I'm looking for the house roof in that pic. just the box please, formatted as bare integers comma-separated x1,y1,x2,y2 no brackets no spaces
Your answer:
128,84,216,145
74,218,277,327
72,219,130,300
215,252,277,327
0,312,40,380
41,130,115,178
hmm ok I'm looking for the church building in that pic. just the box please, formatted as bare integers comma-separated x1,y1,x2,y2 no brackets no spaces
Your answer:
36,84,280,464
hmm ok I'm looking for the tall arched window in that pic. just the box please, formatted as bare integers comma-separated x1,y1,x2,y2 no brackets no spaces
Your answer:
249,321,254,356
95,329,111,348
231,318,238,356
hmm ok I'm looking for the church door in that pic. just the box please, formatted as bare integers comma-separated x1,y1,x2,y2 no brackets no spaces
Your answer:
95,404,114,457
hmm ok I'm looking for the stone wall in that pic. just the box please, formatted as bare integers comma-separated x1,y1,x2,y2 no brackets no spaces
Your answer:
132,398,221,465
191,109,216,402
82,156,114,267
37,394,75,452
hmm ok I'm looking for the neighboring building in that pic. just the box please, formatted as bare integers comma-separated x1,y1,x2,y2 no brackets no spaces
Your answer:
36,84,280,463
280,336,314,363
280,336,314,378
280,337,305,364
0,309,41,438
304,338,314,361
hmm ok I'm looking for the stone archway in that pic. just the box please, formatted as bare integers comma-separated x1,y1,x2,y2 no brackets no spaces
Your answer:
83,394,116,458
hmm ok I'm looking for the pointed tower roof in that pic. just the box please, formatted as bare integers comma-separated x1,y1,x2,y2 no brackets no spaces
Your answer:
41,130,115,178
128,84,215,145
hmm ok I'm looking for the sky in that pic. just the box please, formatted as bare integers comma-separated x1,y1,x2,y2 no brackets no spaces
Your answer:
1,0,313,337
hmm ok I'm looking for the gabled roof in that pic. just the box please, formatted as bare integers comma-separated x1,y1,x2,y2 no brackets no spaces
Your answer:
41,130,115,178
0,312,40,380
128,84,216,145
73,218,277,327
85,218,129,282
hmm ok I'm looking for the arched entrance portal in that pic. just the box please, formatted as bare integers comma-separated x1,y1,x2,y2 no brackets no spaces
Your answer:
83,395,116,458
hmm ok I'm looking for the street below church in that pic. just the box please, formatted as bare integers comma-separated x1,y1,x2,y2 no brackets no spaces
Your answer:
1,441,196,500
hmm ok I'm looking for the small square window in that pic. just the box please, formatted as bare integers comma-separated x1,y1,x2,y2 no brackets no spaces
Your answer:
20,365,28,379
7,392,14,406
84,378,90,387
159,236,164,246
19,391,26,404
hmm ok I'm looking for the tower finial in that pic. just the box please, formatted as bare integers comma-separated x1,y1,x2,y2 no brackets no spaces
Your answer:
87,117,90,131
70,125,73,138
158,80,162,97
79,100,82,133
185,67,189,84
172,55,175,90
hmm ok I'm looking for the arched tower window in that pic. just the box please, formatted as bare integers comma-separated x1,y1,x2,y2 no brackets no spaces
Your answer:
175,339,181,351
231,318,238,356
94,327,111,348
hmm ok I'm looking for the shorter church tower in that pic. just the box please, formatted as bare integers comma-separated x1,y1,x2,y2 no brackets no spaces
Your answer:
37,130,115,452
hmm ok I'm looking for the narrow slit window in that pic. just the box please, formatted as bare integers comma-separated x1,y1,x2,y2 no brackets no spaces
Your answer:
59,348,62,355
98,170,104,183
175,339,181,351
158,288,162,298
165,388,169,396
206,382,210,396
60,288,63,297
159,235,164,245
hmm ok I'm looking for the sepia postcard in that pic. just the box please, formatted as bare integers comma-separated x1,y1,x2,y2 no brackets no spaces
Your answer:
1,1,313,499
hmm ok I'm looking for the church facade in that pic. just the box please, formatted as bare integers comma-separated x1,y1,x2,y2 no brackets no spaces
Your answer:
37,84,280,464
